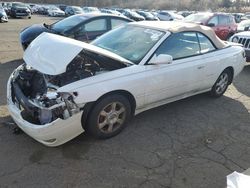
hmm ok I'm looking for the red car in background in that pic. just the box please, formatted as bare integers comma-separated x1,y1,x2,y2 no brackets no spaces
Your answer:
184,12,237,40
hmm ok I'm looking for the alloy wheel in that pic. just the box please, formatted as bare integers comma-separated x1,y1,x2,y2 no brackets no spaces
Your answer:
97,102,126,134
215,72,229,95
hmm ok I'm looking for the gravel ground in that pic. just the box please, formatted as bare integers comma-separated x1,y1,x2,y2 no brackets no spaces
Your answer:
0,15,250,188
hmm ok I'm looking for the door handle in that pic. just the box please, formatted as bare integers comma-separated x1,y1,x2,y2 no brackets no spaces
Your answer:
197,65,205,69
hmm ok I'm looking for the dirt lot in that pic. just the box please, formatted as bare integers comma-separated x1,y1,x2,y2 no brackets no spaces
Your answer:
0,15,250,188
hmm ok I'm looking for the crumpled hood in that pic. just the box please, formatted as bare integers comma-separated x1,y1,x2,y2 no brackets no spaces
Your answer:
23,32,133,75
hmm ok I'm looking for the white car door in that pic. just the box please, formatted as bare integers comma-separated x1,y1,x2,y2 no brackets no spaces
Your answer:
196,33,223,89
144,32,207,105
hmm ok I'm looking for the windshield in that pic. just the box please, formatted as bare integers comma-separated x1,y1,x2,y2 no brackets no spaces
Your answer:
139,11,151,17
72,6,82,11
92,25,165,64
144,12,153,17
130,11,140,17
12,3,26,8
51,15,88,33
184,13,212,23
50,6,59,10
89,7,98,11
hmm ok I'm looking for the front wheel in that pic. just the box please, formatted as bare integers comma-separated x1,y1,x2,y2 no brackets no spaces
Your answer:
86,95,131,139
210,69,232,97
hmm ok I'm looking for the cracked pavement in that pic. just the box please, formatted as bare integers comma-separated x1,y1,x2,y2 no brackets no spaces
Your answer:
0,16,250,188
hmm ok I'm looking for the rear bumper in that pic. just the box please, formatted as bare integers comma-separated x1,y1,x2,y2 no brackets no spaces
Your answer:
7,75,84,147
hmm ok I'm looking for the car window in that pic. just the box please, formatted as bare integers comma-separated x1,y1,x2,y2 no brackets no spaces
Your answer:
111,19,129,29
154,32,200,60
160,12,168,16
197,33,216,53
85,19,107,32
51,15,88,33
208,16,218,26
219,15,228,25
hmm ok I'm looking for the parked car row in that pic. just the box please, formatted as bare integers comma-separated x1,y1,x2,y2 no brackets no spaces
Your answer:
18,10,241,49
2,2,248,46
9,2,31,19
1,2,31,19
0,2,192,21
184,12,237,40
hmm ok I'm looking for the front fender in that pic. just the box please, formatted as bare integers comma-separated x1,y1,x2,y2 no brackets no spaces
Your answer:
57,66,146,108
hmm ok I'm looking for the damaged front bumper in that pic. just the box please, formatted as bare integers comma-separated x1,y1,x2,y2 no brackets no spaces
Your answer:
6,74,85,147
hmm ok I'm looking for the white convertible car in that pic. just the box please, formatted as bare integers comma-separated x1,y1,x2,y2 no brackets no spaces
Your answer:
7,21,246,146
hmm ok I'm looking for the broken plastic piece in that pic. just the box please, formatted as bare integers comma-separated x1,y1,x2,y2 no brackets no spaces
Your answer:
227,171,250,188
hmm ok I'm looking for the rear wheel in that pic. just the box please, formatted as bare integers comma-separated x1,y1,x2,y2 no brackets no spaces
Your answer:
86,95,131,139
210,69,232,97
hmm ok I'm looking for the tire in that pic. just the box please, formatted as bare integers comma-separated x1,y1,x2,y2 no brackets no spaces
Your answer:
86,94,131,139
210,69,232,97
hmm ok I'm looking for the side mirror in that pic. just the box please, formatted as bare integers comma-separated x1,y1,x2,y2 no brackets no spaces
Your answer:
149,54,173,65
207,23,215,27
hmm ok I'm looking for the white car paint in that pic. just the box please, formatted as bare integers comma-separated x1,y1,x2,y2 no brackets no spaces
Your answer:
157,11,184,21
48,7,65,17
7,23,246,147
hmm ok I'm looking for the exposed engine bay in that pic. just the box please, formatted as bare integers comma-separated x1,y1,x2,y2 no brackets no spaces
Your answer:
11,50,127,125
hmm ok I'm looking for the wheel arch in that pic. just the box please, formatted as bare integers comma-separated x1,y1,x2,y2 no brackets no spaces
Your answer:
81,89,136,129
224,66,234,84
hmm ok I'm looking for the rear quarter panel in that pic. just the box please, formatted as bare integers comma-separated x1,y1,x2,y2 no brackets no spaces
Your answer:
213,45,245,80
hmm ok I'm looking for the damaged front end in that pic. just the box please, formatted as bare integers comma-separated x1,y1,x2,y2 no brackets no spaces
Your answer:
7,32,133,146
7,63,85,146
10,42,128,125
10,64,80,125
10,49,126,125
